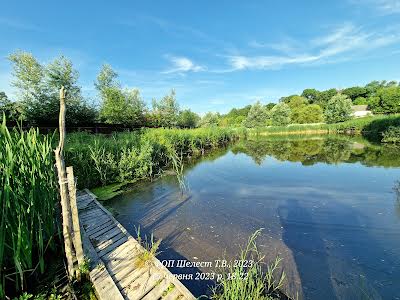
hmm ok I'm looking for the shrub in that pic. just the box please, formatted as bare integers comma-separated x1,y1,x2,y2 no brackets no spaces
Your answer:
382,126,400,143
324,94,353,123
269,103,291,126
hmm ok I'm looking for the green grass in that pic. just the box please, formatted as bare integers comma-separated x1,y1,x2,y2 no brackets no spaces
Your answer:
0,117,58,298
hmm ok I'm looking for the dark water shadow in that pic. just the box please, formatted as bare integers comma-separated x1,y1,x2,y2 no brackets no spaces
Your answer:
278,199,336,300
278,197,400,300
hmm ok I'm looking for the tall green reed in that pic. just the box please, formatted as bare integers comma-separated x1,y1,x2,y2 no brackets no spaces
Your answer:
0,116,58,297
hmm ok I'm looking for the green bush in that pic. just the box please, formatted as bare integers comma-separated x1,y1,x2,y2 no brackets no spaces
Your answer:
382,126,400,143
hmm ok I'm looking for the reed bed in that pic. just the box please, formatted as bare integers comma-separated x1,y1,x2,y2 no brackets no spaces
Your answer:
0,117,58,298
64,127,241,188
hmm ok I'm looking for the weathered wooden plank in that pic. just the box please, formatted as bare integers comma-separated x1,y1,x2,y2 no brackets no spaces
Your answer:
80,210,106,222
124,271,161,300
92,227,122,246
97,235,128,257
81,224,124,300
141,278,170,300
90,223,116,239
85,220,114,236
162,287,183,300
90,267,124,300
94,232,126,251
77,190,196,300
104,244,140,271
81,215,110,229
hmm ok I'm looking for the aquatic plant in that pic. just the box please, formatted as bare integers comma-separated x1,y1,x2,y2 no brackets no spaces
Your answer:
133,226,162,269
211,229,286,300
0,116,58,297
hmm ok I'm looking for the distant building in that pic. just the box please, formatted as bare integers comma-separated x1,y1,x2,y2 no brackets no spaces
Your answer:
351,105,372,118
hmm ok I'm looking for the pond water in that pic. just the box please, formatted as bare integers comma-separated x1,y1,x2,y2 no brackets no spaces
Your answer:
106,135,400,300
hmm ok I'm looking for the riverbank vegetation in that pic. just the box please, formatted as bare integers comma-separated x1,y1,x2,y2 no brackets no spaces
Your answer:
64,127,240,189
212,230,290,300
0,119,59,298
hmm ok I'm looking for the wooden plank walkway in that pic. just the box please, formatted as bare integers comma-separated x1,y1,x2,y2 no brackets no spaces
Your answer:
77,189,196,300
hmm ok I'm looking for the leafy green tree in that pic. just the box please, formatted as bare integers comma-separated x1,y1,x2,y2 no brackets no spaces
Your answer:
100,87,146,126
151,90,180,127
178,109,200,128
265,103,276,110
0,92,25,121
287,96,308,110
199,112,220,127
324,94,353,123
295,104,324,123
301,89,320,103
243,101,268,128
342,86,367,101
269,103,291,126
367,96,381,112
9,51,96,125
353,96,368,105
315,89,338,109
376,86,400,113
95,64,119,91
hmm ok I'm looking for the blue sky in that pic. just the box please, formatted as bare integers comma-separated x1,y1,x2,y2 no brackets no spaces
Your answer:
1,0,400,114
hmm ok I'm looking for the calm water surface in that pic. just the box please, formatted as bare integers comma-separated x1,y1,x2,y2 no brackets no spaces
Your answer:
107,135,400,300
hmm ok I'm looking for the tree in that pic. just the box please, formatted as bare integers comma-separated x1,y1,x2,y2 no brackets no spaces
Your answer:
295,104,324,124
342,86,367,101
353,96,368,105
315,89,338,109
243,101,268,128
9,51,96,125
95,64,119,92
199,112,220,127
151,90,180,127
324,94,353,123
178,109,200,128
376,86,400,113
269,103,291,126
0,92,24,121
100,87,146,126
287,96,308,110
301,89,320,103
265,103,276,110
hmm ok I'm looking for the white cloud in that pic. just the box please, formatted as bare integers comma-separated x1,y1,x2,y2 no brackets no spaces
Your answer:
162,56,205,74
356,0,400,14
228,23,400,71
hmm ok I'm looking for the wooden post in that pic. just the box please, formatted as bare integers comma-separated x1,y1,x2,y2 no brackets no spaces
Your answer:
66,166,84,266
54,86,75,277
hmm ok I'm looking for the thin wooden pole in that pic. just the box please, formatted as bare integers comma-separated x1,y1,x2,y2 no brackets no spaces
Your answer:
54,86,75,277
66,166,84,266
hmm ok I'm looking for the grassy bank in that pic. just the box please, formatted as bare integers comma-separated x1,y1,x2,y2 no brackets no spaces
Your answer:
246,114,400,140
64,127,242,190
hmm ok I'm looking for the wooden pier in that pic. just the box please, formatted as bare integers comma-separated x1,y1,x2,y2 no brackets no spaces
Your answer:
77,189,195,300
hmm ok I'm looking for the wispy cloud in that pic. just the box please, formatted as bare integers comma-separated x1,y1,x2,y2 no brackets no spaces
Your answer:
227,23,400,71
351,0,400,14
162,55,205,74
0,17,41,31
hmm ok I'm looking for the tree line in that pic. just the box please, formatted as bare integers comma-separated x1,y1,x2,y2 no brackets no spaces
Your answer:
1,51,399,129
0,51,200,128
